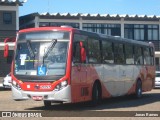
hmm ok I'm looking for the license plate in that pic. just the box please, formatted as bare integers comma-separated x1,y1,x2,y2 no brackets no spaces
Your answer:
32,96,43,101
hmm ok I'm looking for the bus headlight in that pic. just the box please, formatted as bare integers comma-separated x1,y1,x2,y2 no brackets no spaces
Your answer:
55,80,68,91
12,80,22,90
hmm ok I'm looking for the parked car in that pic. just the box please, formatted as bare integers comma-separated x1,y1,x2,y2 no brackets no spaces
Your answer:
3,73,12,89
155,71,160,88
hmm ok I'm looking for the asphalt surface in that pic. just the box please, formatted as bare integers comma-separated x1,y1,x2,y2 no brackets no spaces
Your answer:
0,77,160,120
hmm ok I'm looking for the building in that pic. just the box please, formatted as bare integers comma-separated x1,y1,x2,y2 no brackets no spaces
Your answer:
0,0,26,76
19,12,160,70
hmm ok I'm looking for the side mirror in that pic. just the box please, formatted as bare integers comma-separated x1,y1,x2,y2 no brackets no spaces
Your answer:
80,42,86,63
3,37,16,58
4,43,9,58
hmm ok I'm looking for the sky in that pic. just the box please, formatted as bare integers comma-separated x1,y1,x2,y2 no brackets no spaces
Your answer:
19,0,160,16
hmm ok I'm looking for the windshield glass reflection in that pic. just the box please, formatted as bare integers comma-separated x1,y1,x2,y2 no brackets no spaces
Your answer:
14,31,70,76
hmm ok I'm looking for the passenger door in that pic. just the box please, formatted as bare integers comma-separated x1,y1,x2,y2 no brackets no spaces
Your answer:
71,41,88,102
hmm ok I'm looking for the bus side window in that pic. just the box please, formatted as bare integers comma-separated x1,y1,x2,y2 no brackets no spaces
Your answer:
150,47,154,65
73,34,88,63
134,46,143,65
73,42,81,63
143,47,150,65
125,44,134,64
79,42,86,63
88,38,101,63
73,41,86,63
102,41,114,64
114,43,125,64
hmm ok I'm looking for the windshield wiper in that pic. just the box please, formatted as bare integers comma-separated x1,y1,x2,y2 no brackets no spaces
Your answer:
26,40,35,58
43,39,57,59
43,39,57,65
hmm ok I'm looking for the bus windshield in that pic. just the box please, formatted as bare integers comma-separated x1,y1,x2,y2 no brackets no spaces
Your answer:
14,31,70,76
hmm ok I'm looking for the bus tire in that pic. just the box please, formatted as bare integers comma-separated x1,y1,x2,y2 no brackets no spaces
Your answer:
91,82,101,106
135,80,142,98
44,100,51,107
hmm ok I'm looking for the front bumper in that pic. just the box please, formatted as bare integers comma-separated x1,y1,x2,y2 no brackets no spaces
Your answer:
12,85,71,102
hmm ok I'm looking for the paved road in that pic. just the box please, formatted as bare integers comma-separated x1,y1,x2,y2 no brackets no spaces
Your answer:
0,87,160,119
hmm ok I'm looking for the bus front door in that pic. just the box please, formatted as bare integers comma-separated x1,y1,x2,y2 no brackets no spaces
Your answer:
71,63,88,102
71,41,88,102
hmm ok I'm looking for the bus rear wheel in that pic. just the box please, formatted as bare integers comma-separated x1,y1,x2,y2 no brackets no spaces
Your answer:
135,80,142,98
44,100,51,107
91,82,101,106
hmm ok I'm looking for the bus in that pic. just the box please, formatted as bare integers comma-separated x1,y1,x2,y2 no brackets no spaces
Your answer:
4,26,155,107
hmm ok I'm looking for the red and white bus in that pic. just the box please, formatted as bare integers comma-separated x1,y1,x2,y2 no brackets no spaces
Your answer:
4,26,155,107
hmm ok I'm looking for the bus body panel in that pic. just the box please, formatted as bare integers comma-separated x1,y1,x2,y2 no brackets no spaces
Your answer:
71,64,155,103
95,64,136,97
102,64,120,96
102,65,131,97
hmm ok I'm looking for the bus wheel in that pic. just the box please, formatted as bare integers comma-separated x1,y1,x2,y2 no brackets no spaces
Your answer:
91,82,101,106
135,80,142,98
44,100,51,107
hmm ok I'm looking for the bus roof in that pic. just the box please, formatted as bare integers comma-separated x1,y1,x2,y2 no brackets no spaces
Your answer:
99,34,152,47
19,27,153,47
78,29,153,47
19,26,76,33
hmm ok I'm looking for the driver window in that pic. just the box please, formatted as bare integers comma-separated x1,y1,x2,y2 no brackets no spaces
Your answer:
73,42,81,63
73,34,88,63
